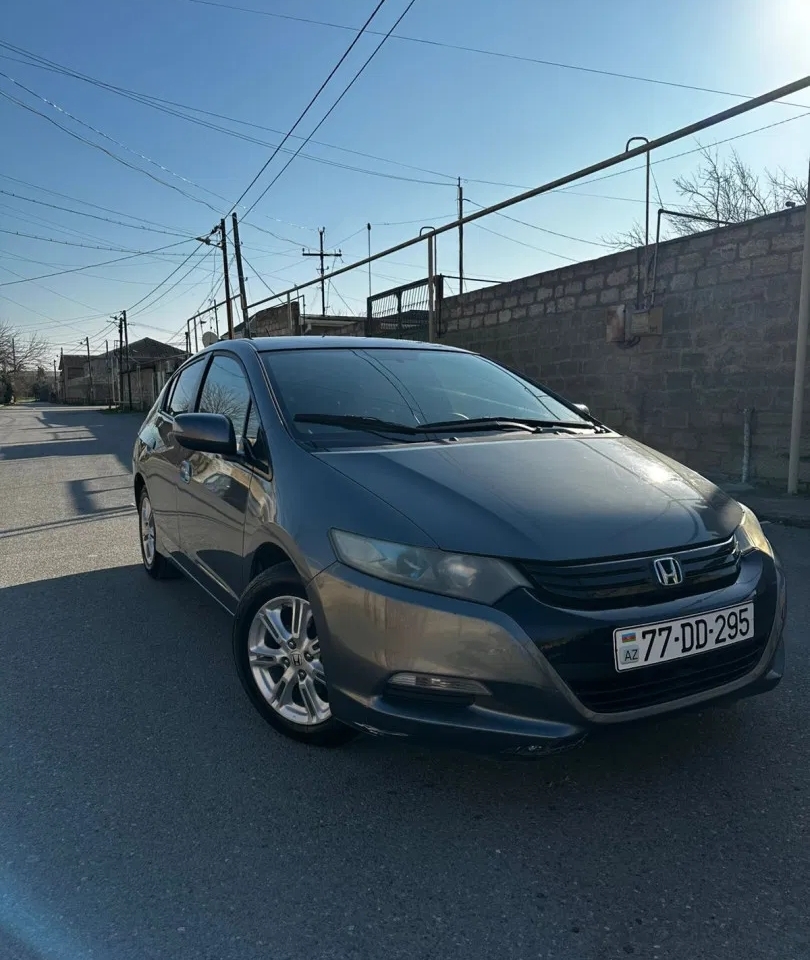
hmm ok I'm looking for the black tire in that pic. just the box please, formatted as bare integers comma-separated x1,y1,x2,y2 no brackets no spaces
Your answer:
233,561,357,747
137,486,180,580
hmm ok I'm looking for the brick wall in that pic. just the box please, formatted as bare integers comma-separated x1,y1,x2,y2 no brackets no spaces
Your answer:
243,302,300,337
440,206,809,490
245,301,362,337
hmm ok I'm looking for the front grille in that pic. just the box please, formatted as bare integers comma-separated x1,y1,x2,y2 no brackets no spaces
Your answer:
521,536,740,610
568,636,768,713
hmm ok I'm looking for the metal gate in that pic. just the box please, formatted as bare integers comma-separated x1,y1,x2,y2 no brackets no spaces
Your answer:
365,276,443,340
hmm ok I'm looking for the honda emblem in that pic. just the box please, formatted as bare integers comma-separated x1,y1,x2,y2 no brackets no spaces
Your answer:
653,557,683,586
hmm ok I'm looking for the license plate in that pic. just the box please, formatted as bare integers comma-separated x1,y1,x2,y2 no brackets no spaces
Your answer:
613,603,754,672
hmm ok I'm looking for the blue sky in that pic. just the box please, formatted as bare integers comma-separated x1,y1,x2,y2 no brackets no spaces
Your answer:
1,0,809,359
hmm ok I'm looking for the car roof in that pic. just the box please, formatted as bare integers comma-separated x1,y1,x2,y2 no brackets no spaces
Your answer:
205,336,469,355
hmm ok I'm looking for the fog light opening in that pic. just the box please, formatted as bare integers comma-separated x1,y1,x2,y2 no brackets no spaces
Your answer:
387,673,490,696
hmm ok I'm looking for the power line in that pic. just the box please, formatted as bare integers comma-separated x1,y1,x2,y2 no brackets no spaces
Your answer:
0,291,106,336
471,223,578,261
239,252,277,298
0,42,458,188
328,282,357,315
0,188,192,237
185,0,810,111
561,110,810,193
0,262,103,314
0,249,208,288
0,239,196,287
243,73,810,315
0,71,224,213
0,227,195,254
0,172,198,234
0,191,153,246
465,198,613,248
230,0,391,213
243,0,419,218
127,245,212,315
4,33,807,212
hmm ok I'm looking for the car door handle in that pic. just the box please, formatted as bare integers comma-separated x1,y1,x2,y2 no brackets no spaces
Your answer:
180,460,192,483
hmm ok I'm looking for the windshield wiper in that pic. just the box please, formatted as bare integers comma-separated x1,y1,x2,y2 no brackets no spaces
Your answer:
294,413,605,438
417,417,602,434
293,413,424,435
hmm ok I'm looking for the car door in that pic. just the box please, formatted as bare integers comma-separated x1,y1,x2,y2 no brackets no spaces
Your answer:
147,358,207,553
175,352,255,607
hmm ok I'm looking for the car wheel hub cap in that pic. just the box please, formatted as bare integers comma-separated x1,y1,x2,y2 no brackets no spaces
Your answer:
248,596,331,726
140,497,156,566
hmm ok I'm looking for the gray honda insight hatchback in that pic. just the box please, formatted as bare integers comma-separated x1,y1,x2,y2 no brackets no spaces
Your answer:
132,337,785,755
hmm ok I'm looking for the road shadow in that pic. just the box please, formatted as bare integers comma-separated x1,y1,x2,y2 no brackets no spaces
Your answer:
0,404,143,473
1,561,806,960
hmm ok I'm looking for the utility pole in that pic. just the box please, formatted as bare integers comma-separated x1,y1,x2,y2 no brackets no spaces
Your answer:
123,309,132,411
185,329,191,355
212,299,220,337
105,340,112,407
232,212,251,337
219,219,235,339
457,177,464,296
11,338,16,372
52,358,57,398
303,228,341,319
117,315,124,409
85,336,94,404
193,316,199,352
367,223,372,298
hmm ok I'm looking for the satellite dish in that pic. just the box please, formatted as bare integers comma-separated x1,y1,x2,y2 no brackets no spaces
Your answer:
202,331,218,347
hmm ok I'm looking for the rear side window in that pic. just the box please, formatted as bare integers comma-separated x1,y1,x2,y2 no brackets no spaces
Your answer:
198,353,252,436
166,360,205,417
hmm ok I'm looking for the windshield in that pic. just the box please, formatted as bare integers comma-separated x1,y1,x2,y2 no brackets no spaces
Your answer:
261,347,589,444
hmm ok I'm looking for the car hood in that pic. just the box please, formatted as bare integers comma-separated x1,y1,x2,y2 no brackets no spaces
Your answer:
315,435,741,562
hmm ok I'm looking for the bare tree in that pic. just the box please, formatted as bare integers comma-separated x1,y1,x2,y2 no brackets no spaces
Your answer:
604,146,807,249
0,319,51,373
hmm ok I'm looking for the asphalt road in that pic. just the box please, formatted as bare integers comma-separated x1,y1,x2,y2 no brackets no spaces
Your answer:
1,403,808,960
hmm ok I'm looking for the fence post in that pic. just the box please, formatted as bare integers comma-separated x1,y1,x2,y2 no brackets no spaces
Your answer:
788,159,810,494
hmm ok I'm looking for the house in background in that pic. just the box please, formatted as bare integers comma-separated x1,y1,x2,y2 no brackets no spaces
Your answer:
114,337,188,410
58,338,187,408
228,300,362,339
58,352,88,404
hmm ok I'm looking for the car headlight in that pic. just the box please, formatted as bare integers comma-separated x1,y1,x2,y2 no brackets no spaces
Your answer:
735,504,773,557
329,530,529,604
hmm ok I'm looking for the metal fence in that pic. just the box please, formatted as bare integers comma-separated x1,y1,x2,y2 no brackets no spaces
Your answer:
365,275,444,340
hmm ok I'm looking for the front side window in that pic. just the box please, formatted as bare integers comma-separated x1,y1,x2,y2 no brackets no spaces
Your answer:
197,354,252,436
165,360,205,417
261,347,589,445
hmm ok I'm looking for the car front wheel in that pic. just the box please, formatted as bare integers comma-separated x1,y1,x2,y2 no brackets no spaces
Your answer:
233,562,357,747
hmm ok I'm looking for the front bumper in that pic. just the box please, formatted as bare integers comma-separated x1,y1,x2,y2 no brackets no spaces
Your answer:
309,551,786,755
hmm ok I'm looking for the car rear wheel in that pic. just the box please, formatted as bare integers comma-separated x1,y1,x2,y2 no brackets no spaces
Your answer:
138,487,178,580
233,562,357,747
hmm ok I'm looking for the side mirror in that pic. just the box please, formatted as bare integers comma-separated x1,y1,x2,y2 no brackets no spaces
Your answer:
173,413,236,455
574,403,590,417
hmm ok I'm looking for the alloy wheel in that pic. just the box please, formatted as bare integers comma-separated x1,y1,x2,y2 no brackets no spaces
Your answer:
140,495,156,567
247,595,331,726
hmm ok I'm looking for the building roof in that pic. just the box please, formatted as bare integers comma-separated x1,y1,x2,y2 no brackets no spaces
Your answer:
59,353,85,371
125,337,187,363
103,337,186,368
